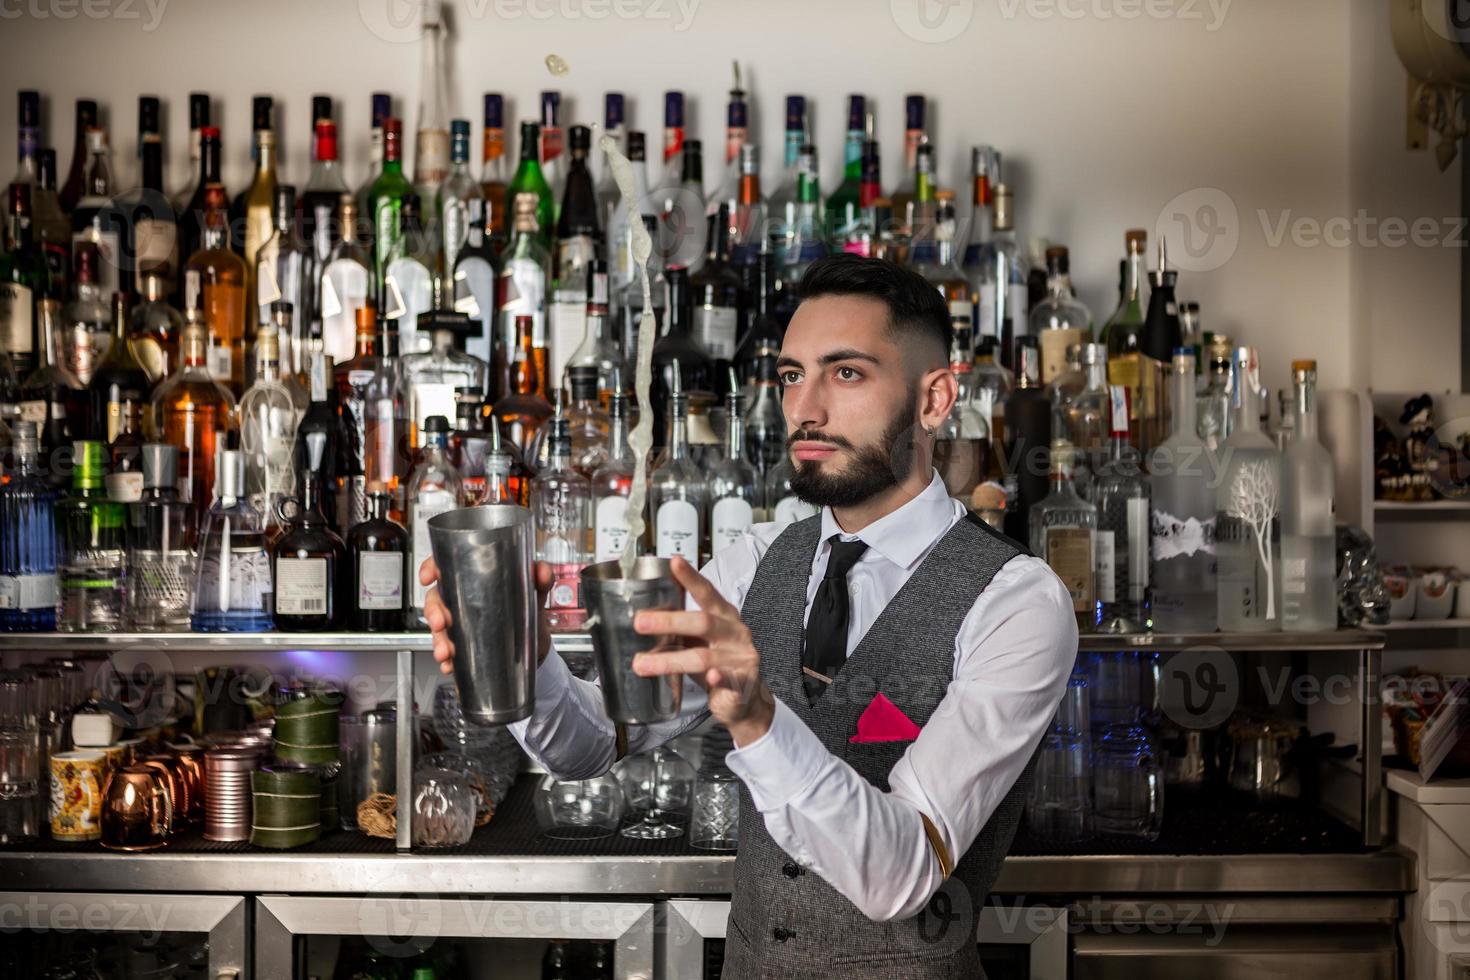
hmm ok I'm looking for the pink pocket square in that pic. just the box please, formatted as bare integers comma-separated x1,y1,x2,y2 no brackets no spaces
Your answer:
848,692,922,743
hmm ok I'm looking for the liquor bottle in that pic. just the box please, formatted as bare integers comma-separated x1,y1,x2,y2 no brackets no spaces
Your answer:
909,190,970,316
731,143,767,266
320,194,373,368
239,323,301,538
369,118,414,303
363,320,404,508
767,96,808,267
1135,237,1182,452
336,306,384,519
843,139,883,258
707,380,759,556
269,302,310,413
562,365,610,477
1,184,52,378
347,486,409,630
1056,343,1109,494
59,99,99,214
407,415,462,626
595,92,626,237
960,145,998,294
1196,334,1233,450
400,307,486,446
1093,387,1150,633
550,125,600,390
126,443,194,631
649,90,688,256
744,352,786,478
825,95,867,250
705,69,747,236
979,184,1029,371
449,386,490,505
764,452,818,526
734,249,781,392
272,455,346,632
56,440,127,633
1003,337,1051,547
663,137,707,273
651,267,715,453
904,142,939,253
183,184,248,392
20,298,86,461
1030,246,1092,386
690,204,742,377
492,315,553,459
1216,347,1281,632
70,125,122,298
172,93,210,212
11,87,38,195
1279,360,1337,631
438,119,483,275
147,311,238,525
90,292,152,443
354,92,393,248
130,272,182,385
413,0,451,205
480,420,521,506
452,192,502,368
1148,349,1218,633
192,449,273,633
254,185,311,372
105,390,147,503
497,192,551,392
177,125,222,284
650,369,707,563
295,349,345,533
0,422,59,632
58,243,107,389
480,93,509,247
609,131,653,293
237,97,279,314
115,98,178,296
1101,229,1148,446
33,150,72,293
592,383,639,562
538,91,566,217
889,95,927,239
507,121,554,251
567,261,623,402
936,307,990,503
781,143,825,292
383,195,436,358
1030,443,1097,631
301,119,351,275
532,405,592,632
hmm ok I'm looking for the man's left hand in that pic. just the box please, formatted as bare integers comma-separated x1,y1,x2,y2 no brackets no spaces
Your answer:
631,556,775,747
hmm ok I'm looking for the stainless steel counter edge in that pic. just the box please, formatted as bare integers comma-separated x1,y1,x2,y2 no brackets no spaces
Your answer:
0,849,1414,896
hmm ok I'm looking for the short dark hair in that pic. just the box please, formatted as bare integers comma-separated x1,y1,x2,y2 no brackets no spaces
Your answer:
794,254,950,360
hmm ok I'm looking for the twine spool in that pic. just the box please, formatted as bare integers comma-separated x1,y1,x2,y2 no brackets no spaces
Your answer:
273,694,341,765
250,766,321,849
204,746,259,842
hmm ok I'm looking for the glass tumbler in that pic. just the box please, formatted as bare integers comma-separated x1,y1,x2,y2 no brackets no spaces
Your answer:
1093,724,1164,841
689,768,740,851
0,726,40,843
1087,651,1142,734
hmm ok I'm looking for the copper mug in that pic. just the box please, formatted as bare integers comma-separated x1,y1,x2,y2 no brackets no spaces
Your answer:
140,756,190,833
101,764,171,851
168,745,206,824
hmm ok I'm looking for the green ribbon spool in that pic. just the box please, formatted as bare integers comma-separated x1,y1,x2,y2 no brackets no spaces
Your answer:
273,693,342,766
250,766,321,849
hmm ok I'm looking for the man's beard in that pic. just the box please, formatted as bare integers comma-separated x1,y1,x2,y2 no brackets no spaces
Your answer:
789,406,917,509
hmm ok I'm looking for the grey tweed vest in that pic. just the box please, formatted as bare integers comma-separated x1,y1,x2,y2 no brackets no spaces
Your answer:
722,511,1035,980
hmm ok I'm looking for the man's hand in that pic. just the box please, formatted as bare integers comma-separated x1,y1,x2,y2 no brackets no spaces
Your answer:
630,556,775,747
420,557,555,676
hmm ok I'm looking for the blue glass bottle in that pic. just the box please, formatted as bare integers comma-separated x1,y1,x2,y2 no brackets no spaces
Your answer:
0,421,59,631
192,449,274,632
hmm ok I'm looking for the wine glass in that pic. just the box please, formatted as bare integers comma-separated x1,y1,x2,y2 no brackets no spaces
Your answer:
616,744,695,840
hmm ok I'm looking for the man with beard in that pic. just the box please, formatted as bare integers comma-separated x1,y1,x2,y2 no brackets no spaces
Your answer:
419,254,1077,978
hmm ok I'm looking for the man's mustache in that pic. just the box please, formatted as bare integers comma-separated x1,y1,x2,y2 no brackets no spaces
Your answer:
788,429,855,450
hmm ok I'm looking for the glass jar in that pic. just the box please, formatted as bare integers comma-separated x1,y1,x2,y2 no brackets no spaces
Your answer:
1092,724,1164,841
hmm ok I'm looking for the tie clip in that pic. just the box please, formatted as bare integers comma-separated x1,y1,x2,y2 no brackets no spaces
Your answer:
802,666,832,685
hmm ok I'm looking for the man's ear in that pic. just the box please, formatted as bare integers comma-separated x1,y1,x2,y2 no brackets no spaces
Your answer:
919,366,958,434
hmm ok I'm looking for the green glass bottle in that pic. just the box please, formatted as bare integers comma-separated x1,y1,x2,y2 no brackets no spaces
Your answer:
824,94,866,249
1,183,54,379
506,121,553,250
56,439,127,632
368,117,414,305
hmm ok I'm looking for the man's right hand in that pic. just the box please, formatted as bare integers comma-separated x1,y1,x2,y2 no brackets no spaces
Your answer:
420,557,556,676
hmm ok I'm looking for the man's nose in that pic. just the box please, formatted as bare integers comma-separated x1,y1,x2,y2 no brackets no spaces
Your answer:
782,379,826,432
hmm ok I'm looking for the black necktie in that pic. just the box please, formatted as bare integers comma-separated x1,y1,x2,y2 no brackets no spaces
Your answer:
802,536,869,703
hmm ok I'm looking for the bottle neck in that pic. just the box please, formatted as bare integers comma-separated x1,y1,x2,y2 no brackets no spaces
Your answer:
513,328,539,395
1085,359,1107,390
725,407,744,458
1171,362,1198,434
1294,375,1317,438
140,140,164,192
199,138,220,185
1124,248,1144,303
667,406,689,459
253,133,276,179
608,406,629,459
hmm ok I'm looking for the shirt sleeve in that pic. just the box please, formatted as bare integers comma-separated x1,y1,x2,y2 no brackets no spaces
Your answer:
723,555,1078,922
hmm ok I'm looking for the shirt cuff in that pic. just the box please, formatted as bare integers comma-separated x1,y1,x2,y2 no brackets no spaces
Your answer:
724,698,832,812
506,644,577,736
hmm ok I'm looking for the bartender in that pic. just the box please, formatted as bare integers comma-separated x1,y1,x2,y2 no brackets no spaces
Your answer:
420,254,1077,978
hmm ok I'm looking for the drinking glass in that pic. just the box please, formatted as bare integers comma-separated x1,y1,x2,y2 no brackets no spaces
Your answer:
1025,668,1093,844
0,669,35,728
1086,651,1142,734
0,726,40,843
533,773,625,840
412,766,476,848
1093,724,1164,841
689,768,740,851
616,745,695,840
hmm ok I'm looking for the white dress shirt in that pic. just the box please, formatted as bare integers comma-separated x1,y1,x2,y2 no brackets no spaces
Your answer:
508,471,1078,922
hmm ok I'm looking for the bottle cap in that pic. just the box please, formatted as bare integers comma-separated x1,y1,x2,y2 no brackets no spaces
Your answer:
567,365,599,401
424,415,450,435
372,92,392,128
569,124,591,153
141,444,178,490
451,118,470,140
905,94,925,130
219,450,246,501
604,92,624,129
627,131,646,162
665,90,685,128
784,95,805,131
540,90,560,126
311,95,333,124
188,93,211,129
16,90,39,129
138,96,161,136
251,95,273,132
846,95,865,131
12,421,38,458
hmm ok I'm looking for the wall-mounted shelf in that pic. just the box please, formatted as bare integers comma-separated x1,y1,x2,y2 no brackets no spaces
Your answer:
1373,500,1470,521
1380,619,1470,650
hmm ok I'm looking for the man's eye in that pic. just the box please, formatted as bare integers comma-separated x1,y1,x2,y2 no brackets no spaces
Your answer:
837,366,862,381
779,371,802,386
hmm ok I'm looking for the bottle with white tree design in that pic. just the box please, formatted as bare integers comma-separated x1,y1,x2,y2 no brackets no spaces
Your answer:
1216,346,1281,632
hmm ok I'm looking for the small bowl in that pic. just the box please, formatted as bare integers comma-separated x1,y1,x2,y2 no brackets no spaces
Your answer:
1416,572,1455,620
1385,569,1416,620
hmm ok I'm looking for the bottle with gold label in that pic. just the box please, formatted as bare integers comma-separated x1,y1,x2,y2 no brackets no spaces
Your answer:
1029,442,1097,632
89,292,151,444
1099,229,1147,447
130,272,183,385
1030,246,1092,386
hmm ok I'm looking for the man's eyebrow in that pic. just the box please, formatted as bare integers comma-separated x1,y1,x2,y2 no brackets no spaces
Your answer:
776,348,884,370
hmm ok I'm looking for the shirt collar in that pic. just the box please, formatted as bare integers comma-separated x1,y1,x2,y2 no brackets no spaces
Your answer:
818,470,955,571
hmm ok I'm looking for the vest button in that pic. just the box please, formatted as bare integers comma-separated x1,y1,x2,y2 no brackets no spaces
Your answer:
781,861,801,878
772,926,795,943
